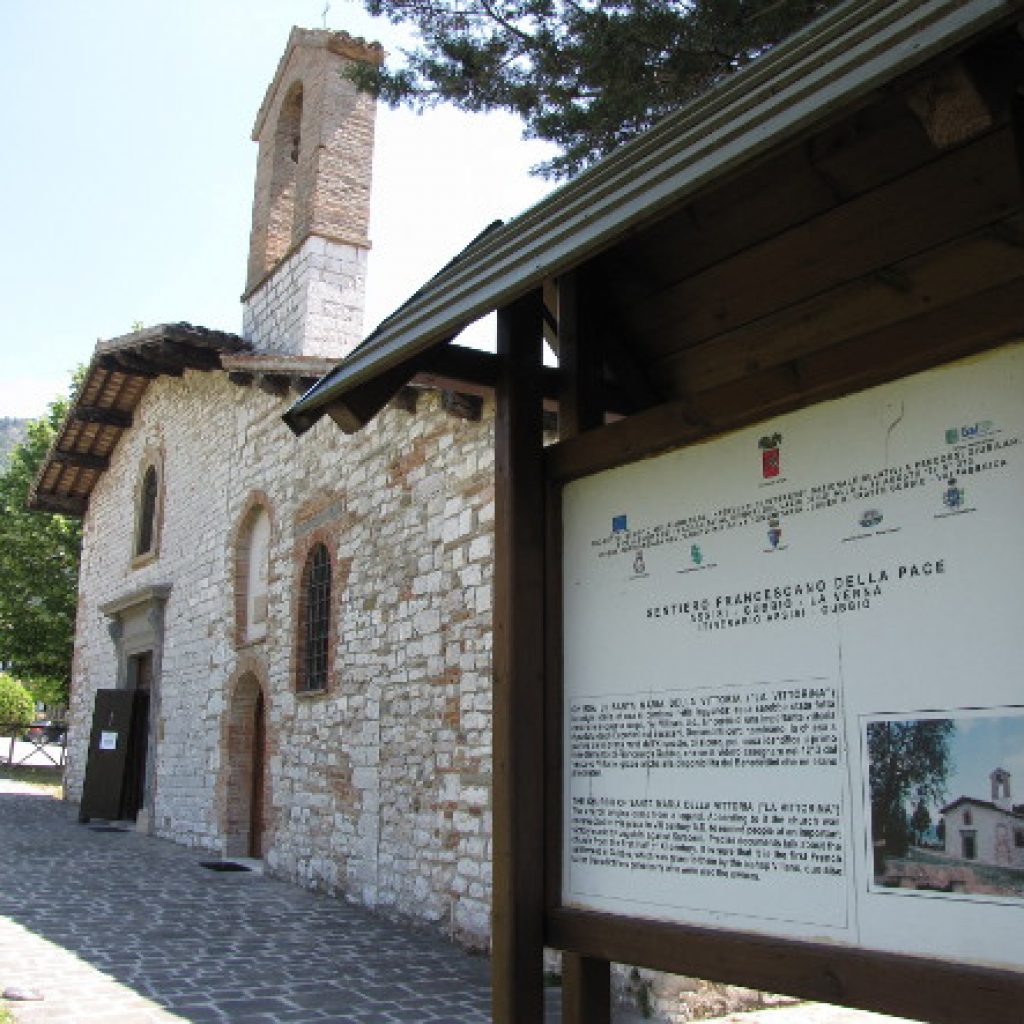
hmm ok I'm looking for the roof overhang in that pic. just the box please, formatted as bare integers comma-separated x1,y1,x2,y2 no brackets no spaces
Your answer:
30,324,250,516
284,0,1024,437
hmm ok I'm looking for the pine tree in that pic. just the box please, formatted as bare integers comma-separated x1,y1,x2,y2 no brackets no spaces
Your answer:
355,0,845,178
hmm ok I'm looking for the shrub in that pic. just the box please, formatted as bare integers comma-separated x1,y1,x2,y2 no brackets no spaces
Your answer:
0,672,36,729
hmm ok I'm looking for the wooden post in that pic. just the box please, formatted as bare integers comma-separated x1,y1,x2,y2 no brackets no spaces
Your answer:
563,953,612,1024
557,270,612,1024
492,290,547,1023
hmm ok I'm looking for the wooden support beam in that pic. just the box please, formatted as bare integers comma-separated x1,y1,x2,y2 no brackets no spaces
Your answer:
390,387,419,415
257,374,291,397
441,390,483,422
554,271,613,1024
562,954,611,1024
28,492,88,516
97,354,160,379
326,358,422,433
548,908,1024,1024
557,270,605,437
73,405,133,428
492,290,546,1024
140,341,220,373
51,450,110,471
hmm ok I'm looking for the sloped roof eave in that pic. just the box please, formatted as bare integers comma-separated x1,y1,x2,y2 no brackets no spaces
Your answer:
29,324,250,516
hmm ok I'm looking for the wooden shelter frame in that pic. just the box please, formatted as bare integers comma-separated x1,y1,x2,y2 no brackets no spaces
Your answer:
283,3,1024,1019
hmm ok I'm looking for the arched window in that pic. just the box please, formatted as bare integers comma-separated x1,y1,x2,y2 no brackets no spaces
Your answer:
236,505,271,645
136,465,159,558
298,542,331,693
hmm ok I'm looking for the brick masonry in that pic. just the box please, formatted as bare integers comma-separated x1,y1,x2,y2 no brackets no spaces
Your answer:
67,372,497,948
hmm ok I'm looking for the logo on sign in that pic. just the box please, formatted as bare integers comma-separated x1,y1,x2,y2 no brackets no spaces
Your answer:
945,420,994,444
690,543,703,566
612,514,628,534
633,550,647,575
758,431,783,479
942,478,964,511
767,516,782,549
859,509,883,529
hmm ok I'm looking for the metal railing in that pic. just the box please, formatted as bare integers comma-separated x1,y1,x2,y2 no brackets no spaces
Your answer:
0,722,68,768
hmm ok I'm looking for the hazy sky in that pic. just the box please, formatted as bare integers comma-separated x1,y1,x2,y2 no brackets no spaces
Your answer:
0,0,558,417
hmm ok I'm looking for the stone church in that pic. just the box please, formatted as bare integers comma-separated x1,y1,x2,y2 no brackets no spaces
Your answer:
31,28,498,948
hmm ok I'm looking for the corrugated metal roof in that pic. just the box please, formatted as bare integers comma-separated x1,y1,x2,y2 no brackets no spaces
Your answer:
284,0,1023,435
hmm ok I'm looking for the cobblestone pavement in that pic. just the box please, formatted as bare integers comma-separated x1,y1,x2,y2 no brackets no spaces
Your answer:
1,787,913,1024
0,788,541,1024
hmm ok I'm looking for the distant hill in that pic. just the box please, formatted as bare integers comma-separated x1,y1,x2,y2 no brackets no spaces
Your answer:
0,418,29,471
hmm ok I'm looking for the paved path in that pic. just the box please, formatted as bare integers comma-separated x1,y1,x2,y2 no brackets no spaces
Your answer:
0,788,503,1023
0,787,916,1024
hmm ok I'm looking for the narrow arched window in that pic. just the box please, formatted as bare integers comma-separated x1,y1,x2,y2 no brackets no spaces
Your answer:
299,543,331,693
236,505,271,645
137,466,159,556
265,82,304,272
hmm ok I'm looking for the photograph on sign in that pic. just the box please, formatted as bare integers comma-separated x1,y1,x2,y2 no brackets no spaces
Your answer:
561,342,1024,971
864,707,1024,902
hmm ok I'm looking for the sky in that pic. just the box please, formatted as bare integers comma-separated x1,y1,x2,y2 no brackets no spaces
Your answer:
0,0,559,418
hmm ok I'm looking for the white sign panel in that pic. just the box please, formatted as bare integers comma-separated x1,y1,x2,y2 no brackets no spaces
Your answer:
562,343,1024,970
99,731,118,751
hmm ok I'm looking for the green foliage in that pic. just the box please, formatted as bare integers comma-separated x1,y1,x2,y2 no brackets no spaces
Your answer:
867,719,955,856
355,0,844,178
0,417,28,471
0,672,36,728
910,798,932,845
0,379,83,704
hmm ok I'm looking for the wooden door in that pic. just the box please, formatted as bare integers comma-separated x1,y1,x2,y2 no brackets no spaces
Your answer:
249,690,266,857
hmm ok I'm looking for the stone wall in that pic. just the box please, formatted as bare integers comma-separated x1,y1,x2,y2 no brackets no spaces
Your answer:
68,369,496,947
242,235,369,358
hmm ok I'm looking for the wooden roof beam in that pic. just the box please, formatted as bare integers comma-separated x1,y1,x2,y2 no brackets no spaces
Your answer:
73,405,133,428
27,493,88,516
144,341,223,372
51,450,110,471
256,373,292,397
97,354,161,379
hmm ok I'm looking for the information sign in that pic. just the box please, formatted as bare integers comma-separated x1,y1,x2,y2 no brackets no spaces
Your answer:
562,344,1024,970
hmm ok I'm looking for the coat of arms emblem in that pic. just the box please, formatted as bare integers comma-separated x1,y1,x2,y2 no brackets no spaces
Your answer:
758,432,783,479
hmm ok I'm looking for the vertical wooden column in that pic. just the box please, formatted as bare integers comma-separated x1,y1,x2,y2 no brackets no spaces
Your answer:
557,269,612,1024
493,289,547,1023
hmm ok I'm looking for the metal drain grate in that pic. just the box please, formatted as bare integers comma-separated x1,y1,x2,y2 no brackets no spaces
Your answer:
199,860,252,872
90,826,129,833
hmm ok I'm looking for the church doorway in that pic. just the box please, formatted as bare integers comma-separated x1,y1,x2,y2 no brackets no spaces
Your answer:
123,651,152,820
225,673,268,858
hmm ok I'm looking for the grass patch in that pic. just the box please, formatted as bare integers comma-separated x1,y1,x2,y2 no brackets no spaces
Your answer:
0,762,63,797
0,1004,15,1023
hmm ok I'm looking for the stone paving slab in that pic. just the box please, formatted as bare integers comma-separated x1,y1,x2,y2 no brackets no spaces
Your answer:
0,787,913,1024
0,788,605,1023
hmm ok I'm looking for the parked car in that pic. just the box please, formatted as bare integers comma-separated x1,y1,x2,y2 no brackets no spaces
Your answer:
25,720,64,743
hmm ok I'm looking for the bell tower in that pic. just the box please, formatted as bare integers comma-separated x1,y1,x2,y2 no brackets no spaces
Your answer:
242,28,382,359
